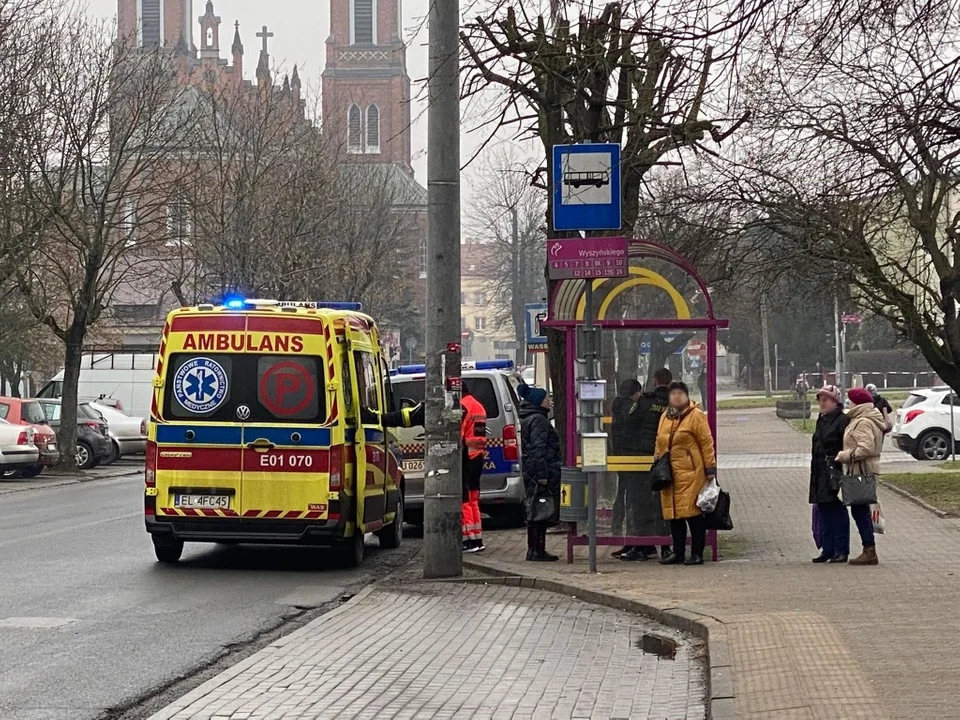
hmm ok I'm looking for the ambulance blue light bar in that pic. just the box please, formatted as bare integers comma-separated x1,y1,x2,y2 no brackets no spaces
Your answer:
395,359,515,375
224,298,245,309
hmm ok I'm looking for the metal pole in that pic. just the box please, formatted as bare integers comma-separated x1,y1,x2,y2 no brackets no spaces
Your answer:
422,0,462,579
951,391,956,463
834,297,843,396
774,343,779,392
760,293,772,398
583,280,598,573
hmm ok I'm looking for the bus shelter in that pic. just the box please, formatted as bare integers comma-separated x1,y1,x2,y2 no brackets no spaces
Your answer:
544,239,728,563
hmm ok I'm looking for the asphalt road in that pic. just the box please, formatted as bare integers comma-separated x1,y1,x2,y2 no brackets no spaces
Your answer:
0,472,421,720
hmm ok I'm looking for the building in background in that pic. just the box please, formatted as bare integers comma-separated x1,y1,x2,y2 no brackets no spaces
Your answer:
460,244,516,362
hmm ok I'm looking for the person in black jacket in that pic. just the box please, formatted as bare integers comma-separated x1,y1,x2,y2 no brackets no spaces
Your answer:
619,367,673,561
610,379,643,557
518,384,561,561
810,385,851,563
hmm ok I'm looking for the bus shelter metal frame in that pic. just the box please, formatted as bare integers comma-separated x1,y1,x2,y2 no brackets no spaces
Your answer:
543,239,729,563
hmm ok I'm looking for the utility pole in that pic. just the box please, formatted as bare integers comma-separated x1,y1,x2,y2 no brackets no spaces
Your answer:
510,206,523,366
422,0,462,579
834,296,845,397
760,293,772,398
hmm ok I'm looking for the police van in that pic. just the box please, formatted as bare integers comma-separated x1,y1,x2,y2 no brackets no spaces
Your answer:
390,360,525,524
144,299,404,567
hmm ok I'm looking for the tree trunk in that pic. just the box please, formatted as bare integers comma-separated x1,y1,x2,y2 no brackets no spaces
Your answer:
59,331,84,473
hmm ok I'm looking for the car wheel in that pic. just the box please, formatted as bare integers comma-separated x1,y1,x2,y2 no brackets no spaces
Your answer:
332,529,365,568
376,495,403,550
152,537,184,564
76,441,95,470
918,430,951,461
104,441,120,465
19,464,43,478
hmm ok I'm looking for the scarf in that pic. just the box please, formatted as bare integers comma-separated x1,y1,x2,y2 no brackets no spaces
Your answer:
666,404,687,419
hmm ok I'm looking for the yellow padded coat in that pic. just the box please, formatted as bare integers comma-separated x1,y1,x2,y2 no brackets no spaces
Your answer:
655,402,717,520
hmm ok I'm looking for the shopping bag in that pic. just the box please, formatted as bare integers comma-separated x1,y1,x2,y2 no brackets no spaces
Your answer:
697,478,720,513
703,489,734,530
870,503,886,534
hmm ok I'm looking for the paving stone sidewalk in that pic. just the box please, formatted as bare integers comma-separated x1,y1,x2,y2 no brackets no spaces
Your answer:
149,580,706,720
467,410,960,720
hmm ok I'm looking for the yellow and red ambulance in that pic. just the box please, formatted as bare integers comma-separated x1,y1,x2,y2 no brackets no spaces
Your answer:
143,299,404,567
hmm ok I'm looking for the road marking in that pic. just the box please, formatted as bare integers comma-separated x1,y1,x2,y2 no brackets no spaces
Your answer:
0,617,78,629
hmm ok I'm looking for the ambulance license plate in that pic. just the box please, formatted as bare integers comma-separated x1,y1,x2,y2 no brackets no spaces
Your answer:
175,494,230,509
402,459,424,472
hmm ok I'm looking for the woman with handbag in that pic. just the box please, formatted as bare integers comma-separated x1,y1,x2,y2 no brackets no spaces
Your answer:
654,381,717,566
836,387,885,566
518,384,561,561
809,385,851,563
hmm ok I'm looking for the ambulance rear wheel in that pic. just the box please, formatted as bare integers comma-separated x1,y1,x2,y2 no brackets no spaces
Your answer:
333,529,364,568
377,495,403,550
153,537,183,564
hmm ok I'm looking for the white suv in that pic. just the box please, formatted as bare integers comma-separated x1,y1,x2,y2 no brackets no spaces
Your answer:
892,386,959,460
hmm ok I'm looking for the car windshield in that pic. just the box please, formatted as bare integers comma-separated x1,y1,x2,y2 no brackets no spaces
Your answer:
21,401,48,425
392,376,501,419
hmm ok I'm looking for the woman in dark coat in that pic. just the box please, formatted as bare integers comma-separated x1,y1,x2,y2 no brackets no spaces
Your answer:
518,384,561,561
810,385,851,563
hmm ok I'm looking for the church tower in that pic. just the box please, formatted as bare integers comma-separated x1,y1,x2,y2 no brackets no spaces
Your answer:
321,0,412,172
118,0,194,51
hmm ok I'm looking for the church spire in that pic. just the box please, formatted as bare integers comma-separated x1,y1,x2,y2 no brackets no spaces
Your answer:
291,65,301,92
255,25,273,87
232,20,243,56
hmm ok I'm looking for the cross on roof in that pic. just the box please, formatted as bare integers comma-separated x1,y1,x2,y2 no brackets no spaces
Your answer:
256,25,273,54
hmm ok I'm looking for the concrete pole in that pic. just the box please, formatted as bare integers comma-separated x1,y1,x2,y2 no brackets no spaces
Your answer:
760,293,772,398
422,0,462,579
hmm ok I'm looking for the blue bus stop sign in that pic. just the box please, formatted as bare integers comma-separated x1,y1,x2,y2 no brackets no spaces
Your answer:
552,144,622,231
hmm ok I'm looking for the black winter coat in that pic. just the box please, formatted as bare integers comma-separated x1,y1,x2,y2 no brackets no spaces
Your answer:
520,403,562,497
809,407,850,504
611,395,644,454
636,386,669,455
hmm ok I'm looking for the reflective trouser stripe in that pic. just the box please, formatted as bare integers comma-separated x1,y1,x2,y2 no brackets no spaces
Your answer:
462,490,483,540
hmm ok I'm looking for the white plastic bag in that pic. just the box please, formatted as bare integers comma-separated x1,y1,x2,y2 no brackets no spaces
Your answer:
697,478,720,513
870,503,886,534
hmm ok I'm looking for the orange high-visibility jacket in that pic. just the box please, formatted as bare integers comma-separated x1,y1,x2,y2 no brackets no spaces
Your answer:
460,394,487,459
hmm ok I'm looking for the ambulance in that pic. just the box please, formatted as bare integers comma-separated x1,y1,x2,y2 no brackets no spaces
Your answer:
144,299,404,567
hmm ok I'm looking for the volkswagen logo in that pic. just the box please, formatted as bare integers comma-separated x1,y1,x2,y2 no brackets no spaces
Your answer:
235,404,251,421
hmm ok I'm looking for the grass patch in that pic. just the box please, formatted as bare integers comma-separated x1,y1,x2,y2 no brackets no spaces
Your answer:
882,473,960,516
939,461,960,471
719,535,747,559
717,396,791,410
786,417,815,434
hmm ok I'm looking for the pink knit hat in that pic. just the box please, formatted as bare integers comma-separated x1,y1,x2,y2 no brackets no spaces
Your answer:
816,385,842,404
848,387,873,406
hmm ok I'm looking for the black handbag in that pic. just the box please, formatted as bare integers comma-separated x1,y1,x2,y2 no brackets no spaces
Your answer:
703,488,733,530
525,485,560,524
839,463,878,506
651,421,679,491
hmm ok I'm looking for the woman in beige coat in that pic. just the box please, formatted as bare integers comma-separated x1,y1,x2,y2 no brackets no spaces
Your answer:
836,387,884,565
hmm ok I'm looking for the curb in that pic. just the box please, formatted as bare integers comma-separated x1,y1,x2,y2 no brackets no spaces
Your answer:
462,558,737,720
879,478,950,518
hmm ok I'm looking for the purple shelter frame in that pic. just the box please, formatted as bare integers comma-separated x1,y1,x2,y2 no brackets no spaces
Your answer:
544,239,729,562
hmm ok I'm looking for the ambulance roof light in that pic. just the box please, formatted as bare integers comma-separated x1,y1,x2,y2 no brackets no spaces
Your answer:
397,364,426,374
224,297,245,309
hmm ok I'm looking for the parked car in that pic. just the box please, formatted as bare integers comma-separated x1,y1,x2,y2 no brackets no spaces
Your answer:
390,360,525,524
89,402,147,462
0,396,60,476
892,386,959,460
0,419,39,474
35,399,112,470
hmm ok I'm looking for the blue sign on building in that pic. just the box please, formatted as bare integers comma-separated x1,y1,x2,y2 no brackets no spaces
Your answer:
525,303,548,353
552,143,622,232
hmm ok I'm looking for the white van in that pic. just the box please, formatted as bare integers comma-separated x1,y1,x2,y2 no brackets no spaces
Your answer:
36,352,157,419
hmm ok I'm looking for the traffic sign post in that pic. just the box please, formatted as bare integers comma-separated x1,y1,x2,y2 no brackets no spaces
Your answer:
525,302,548,354
553,144,622,231
551,143,623,574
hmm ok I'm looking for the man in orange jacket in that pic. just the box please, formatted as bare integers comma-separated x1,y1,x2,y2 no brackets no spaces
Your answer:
460,381,487,553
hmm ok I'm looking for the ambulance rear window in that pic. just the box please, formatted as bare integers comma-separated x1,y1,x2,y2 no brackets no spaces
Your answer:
163,353,326,423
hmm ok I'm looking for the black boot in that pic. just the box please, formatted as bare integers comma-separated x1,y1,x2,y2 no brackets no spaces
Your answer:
659,552,684,565
620,547,648,561
611,546,630,557
684,554,704,566
812,552,832,563
827,554,849,563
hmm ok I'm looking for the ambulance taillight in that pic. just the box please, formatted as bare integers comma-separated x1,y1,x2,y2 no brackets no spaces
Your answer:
329,445,342,490
145,440,157,488
503,424,519,462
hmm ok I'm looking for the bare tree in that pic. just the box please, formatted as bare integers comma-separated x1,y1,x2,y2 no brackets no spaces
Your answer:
465,146,546,365
8,15,199,470
722,1,960,391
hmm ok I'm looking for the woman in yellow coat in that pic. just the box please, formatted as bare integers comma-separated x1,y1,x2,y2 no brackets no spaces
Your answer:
654,381,717,565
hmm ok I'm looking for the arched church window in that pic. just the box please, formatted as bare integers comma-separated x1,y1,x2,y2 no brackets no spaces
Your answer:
205,27,214,47
348,104,362,153
366,105,380,153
